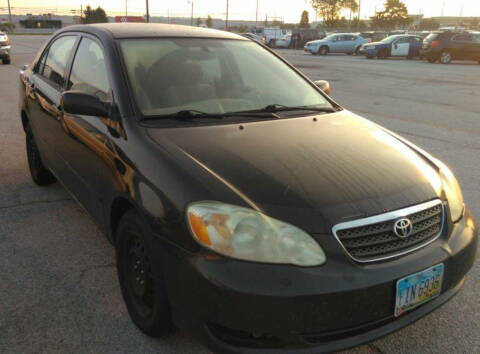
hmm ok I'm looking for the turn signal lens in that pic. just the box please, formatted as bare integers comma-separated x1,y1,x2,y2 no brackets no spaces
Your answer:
186,201,326,266
430,40,440,48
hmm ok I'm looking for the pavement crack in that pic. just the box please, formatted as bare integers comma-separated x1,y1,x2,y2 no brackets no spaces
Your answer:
368,343,385,354
0,198,72,210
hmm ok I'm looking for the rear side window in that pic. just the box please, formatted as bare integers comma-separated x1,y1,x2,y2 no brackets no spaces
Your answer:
451,34,472,42
39,36,77,89
424,33,439,42
67,37,110,102
473,34,480,43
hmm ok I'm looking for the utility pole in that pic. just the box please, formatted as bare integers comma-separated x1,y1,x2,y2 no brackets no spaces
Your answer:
125,0,128,16
226,0,229,30
255,0,258,29
7,0,12,24
189,1,194,26
358,0,361,20
146,0,150,23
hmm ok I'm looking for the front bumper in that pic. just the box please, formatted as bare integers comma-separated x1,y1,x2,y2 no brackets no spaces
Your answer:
155,208,477,353
362,47,377,56
304,46,314,53
0,45,10,57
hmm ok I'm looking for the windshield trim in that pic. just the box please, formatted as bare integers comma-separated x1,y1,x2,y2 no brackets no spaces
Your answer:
116,37,342,124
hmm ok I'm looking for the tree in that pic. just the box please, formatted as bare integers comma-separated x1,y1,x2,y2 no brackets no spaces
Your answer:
418,18,440,31
299,10,310,28
311,0,359,29
82,5,108,24
370,0,412,30
206,15,213,28
196,17,203,27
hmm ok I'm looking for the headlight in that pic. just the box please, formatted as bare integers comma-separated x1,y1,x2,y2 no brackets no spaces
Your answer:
436,160,464,222
186,201,326,266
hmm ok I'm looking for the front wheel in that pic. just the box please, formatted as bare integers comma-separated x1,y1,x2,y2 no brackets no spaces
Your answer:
116,210,173,337
377,48,388,59
355,46,361,55
318,46,329,56
26,125,56,186
2,56,10,64
440,51,452,64
427,57,437,63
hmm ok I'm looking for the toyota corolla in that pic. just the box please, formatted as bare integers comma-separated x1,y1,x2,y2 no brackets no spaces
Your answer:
19,23,477,353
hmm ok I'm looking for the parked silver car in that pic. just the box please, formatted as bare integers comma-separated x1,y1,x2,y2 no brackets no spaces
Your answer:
304,33,370,55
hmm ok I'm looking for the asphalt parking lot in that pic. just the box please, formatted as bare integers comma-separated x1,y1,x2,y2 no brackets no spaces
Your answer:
1,36,479,353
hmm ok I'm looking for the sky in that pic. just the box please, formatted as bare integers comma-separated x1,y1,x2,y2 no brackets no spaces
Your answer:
3,0,480,22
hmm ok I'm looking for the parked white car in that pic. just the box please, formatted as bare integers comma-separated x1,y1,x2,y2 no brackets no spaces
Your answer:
275,34,292,48
0,31,11,64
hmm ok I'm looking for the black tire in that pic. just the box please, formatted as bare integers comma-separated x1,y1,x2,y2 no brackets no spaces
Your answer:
427,57,437,63
319,46,329,56
268,39,275,48
116,210,173,337
26,125,56,186
347,52,353,55
355,46,361,55
377,48,388,59
2,57,10,64
439,51,452,64
366,55,374,59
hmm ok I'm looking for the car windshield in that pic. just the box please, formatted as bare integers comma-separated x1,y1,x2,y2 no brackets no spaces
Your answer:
120,38,332,117
381,35,401,43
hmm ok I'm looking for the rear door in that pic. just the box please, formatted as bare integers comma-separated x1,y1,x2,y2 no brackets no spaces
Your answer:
391,36,410,56
345,35,358,52
467,33,480,61
450,33,472,59
27,35,78,172
409,36,423,56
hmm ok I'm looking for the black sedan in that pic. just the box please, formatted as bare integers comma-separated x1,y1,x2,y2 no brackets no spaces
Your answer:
19,23,477,353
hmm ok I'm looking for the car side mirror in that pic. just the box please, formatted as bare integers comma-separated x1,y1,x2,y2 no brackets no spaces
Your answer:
314,80,330,95
61,91,110,117
394,43,398,49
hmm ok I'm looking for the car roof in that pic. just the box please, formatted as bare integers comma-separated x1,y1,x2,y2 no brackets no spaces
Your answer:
57,23,246,40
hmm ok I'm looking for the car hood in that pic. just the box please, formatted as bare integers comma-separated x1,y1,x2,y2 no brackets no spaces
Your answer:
307,39,327,45
147,111,441,233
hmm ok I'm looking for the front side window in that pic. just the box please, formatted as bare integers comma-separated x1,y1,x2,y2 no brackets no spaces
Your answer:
68,37,110,101
39,36,77,88
120,38,332,117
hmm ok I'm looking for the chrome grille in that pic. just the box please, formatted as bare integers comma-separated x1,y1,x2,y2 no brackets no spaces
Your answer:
332,200,444,262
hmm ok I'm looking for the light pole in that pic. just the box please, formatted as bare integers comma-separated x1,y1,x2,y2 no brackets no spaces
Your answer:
146,0,150,23
188,1,194,26
125,0,128,16
255,0,258,29
225,0,229,30
7,0,12,24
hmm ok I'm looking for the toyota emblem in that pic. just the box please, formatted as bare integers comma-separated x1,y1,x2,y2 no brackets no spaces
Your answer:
393,218,413,238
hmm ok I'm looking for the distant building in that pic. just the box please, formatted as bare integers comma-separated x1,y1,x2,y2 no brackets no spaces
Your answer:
431,16,478,27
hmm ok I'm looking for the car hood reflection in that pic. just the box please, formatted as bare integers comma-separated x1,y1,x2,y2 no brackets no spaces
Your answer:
147,111,441,233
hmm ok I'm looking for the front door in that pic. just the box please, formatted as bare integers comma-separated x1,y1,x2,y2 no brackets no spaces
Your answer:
58,36,119,230
391,37,410,56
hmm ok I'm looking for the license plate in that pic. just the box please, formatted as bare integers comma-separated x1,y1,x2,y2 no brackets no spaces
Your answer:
395,263,444,317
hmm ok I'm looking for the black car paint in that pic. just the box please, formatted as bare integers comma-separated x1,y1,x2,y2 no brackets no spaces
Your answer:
19,24,477,353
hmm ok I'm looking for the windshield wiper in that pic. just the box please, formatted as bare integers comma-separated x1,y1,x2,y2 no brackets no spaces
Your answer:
259,104,341,113
141,109,279,122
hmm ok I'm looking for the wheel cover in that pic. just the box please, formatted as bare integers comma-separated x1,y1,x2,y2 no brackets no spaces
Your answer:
125,233,155,318
441,52,451,63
